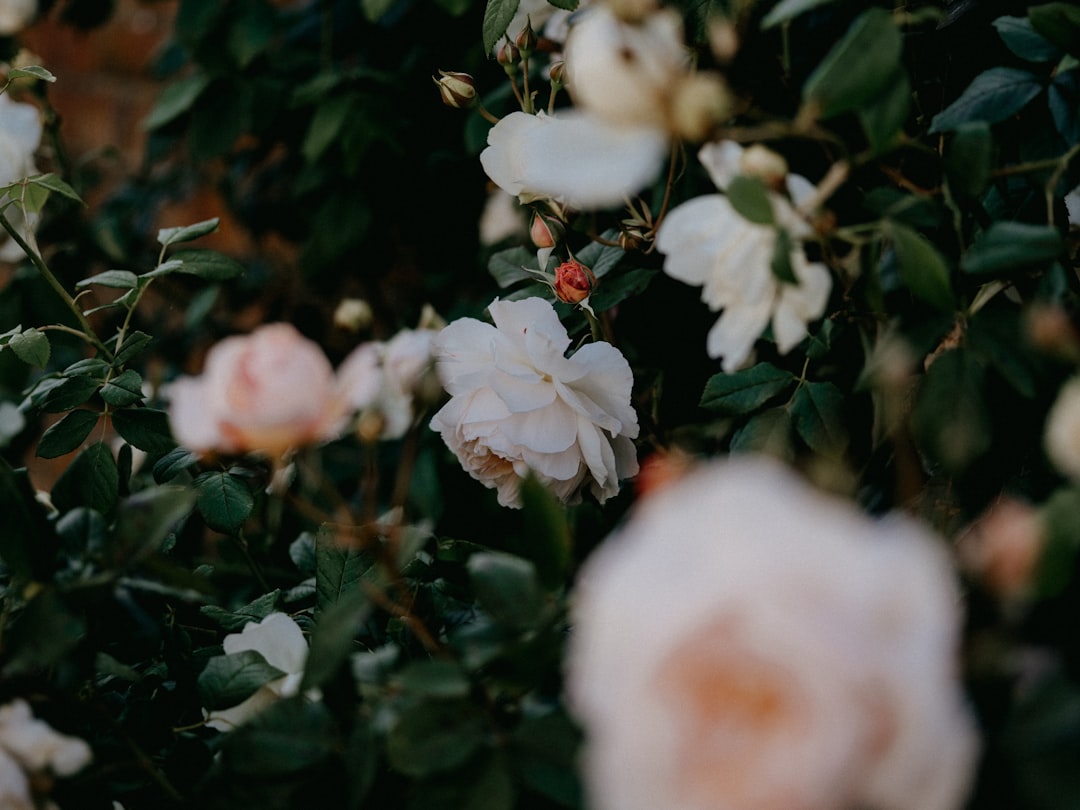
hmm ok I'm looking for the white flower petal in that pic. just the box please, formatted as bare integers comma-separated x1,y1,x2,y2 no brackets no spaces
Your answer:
223,613,308,676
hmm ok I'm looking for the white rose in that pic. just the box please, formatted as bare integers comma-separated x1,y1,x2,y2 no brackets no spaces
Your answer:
0,749,31,810
566,456,978,810
0,91,43,261
168,323,349,458
205,613,311,731
0,699,92,778
0,0,35,36
656,141,831,371
429,297,638,508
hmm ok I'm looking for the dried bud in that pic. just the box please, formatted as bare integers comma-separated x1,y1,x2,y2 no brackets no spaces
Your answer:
549,60,566,90
618,226,649,251
669,72,733,142
554,259,596,305
333,298,374,332
497,41,521,73
739,144,790,191
433,70,477,109
515,16,538,55
530,210,564,248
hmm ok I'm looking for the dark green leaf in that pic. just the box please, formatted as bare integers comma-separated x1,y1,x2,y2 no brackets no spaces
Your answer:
114,485,196,559
198,650,286,711
201,590,282,632
588,267,656,312
139,259,184,279
8,66,56,82
315,525,374,614
490,246,538,288
39,375,100,413
37,409,99,459
770,228,797,284
1049,68,1080,144
63,358,109,378
960,221,1063,275
75,269,139,290
100,369,143,408
468,551,544,630
994,15,1064,62
886,222,954,310
194,471,255,533
301,586,370,691
726,175,774,224
26,173,84,205
858,69,911,153
1029,3,1080,57
575,236,624,278
762,0,839,28
510,712,583,808
8,328,49,367
930,67,1043,132
396,660,471,699
157,217,220,247
0,458,39,578
517,474,572,588
51,442,119,516
113,331,153,366
222,698,336,776
1038,487,1080,597
700,363,794,415
144,72,211,129
483,0,520,54
802,8,903,118
730,407,794,459
2,590,85,677
546,0,577,9
791,381,848,456
228,0,275,67
153,446,199,483
362,0,399,22
912,349,991,472
303,95,354,162
945,122,994,198
112,408,175,454
167,249,245,280
387,699,487,778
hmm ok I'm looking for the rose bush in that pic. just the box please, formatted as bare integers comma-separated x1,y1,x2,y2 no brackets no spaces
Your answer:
430,296,638,507
566,456,977,810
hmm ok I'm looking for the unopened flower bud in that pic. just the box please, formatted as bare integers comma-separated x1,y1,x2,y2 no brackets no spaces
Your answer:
618,226,649,251
334,298,374,332
357,409,387,444
515,16,538,55
708,17,740,63
669,72,733,142
549,60,566,90
433,70,477,109
497,41,521,74
530,211,564,248
1026,303,1080,360
554,258,596,305
739,144,790,190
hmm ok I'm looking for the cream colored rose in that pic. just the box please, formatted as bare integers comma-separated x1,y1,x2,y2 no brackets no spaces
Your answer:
1045,375,1080,479
0,698,92,809
168,323,349,458
0,0,35,36
0,91,43,261
429,297,638,508
205,613,310,731
566,456,977,810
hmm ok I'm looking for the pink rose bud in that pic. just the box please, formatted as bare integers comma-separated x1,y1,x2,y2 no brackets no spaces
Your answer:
497,41,521,73
554,259,596,305
433,70,477,109
515,16,538,54
549,60,566,89
530,211,563,248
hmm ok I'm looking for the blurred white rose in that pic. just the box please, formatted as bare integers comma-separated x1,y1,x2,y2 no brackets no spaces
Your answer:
566,456,978,810
168,323,349,458
430,297,638,507
656,141,831,371
1044,375,1080,478
205,613,310,731
0,0,35,35
0,91,43,261
0,698,91,809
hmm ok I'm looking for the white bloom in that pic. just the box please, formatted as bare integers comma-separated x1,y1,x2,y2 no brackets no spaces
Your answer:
1044,375,1080,478
566,456,978,810
0,91,42,261
656,141,831,371
479,188,527,246
480,110,667,209
205,613,310,731
0,749,31,810
0,699,92,793
1067,185,1080,227
0,0,35,35
430,297,638,508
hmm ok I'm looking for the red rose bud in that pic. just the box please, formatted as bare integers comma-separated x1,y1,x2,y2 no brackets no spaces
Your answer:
497,41,521,73
434,70,476,109
515,16,538,55
554,259,596,305
530,211,564,248
549,60,566,89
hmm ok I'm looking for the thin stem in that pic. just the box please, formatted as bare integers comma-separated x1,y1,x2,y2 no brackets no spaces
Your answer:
475,103,500,125
0,207,112,359
649,143,682,238
520,54,534,114
1045,143,1080,227
233,531,271,593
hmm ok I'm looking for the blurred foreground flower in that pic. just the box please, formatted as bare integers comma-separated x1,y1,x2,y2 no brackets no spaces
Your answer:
0,0,35,36
656,141,831,371
430,297,638,507
0,698,91,809
566,456,977,810
205,613,310,731
0,90,43,261
1044,375,1080,479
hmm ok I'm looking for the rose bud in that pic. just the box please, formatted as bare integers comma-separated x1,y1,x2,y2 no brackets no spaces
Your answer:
497,41,521,73
433,70,477,109
554,258,596,305
549,60,566,90
515,16,538,55
530,210,564,248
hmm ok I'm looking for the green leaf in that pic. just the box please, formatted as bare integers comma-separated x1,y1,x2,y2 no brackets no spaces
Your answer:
157,217,220,247
113,331,154,367
144,72,210,129
302,95,354,162
762,0,839,28
468,551,544,630
2,590,85,677
153,446,199,483
0,458,42,579
194,471,255,533
945,122,993,198
791,381,848,456
726,175,774,224
315,525,374,614
8,66,56,82
167,249,245,280
221,698,336,776
770,228,797,284
730,407,794,459
510,712,583,808
588,267,656,312
1049,68,1080,144
858,69,911,153
111,408,175,454
8,328,49,367
802,8,903,118
114,485,196,559
100,369,144,408
518,474,572,588
700,363,794,415
37,409,99,459
929,67,1043,132
387,699,487,778
75,269,139,290
361,0,398,24
201,590,282,632
912,349,991,472
886,222,954,310
198,650,286,711
396,660,471,700
546,0,577,9
490,246,538,289
483,0,520,54
994,15,1064,62
1029,3,1080,57
300,585,369,691
26,174,84,205
228,0,275,67
63,358,109,378
960,221,1063,275
39,375,100,413
51,442,119,516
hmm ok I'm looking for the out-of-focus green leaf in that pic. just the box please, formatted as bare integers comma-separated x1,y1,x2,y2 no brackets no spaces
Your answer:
387,699,487,778
201,590,282,632
945,122,994,198
490,246,539,288
2,590,85,677
144,72,211,129
886,222,954,310
960,222,1063,275
157,217,220,247
858,69,911,153
301,585,369,691
114,485,196,559
994,15,1064,62
930,67,1043,132
221,698,336,776
468,551,544,630
912,349,991,472
1029,3,1080,57
75,269,139,290
730,407,794,460
762,0,839,28
518,474,571,588
302,95,355,162
726,175,774,224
